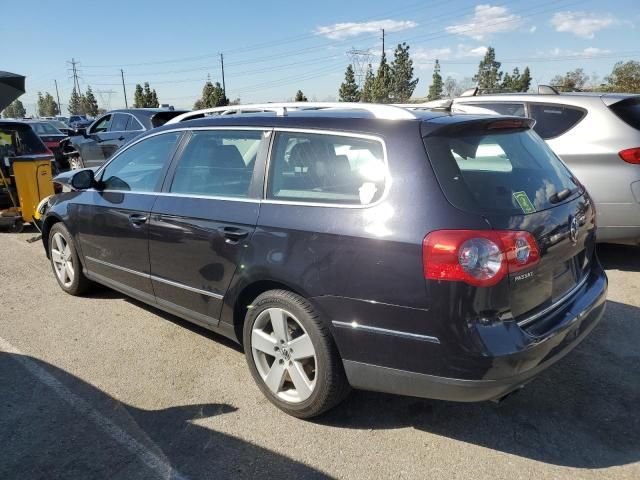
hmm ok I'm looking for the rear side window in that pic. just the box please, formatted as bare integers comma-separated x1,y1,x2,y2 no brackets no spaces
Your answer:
170,130,267,198
268,132,386,205
529,104,585,139
100,132,181,191
609,97,640,130
460,102,526,117
424,128,580,216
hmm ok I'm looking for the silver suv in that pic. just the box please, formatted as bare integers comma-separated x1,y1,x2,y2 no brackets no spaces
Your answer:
444,89,640,245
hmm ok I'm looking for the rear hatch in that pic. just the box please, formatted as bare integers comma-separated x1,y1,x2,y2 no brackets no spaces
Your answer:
423,118,596,329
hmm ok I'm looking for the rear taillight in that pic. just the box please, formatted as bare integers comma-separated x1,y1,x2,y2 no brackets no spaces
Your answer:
619,148,640,164
423,230,540,287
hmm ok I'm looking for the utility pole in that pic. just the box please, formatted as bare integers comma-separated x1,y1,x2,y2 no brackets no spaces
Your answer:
381,29,385,57
54,79,62,116
121,69,128,108
220,53,226,99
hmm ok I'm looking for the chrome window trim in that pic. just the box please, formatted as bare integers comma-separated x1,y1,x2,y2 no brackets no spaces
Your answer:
86,256,224,299
332,320,440,344
264,127,391,209
517,274,590,328
94,189,262,203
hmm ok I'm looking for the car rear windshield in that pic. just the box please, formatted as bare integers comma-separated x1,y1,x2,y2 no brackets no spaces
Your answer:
30,122,62,135
423,128,581,216
0,124,49,156
609,97,640,130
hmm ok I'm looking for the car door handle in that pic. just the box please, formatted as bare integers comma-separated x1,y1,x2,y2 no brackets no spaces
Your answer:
220,227,249,241
129,213,148,225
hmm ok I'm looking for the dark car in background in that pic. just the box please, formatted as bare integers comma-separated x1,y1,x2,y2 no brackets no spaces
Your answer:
25,120,68,171
61,108,187,169
46,119,73,136
41,102,607,419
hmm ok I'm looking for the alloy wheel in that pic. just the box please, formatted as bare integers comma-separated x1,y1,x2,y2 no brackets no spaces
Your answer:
251,307,317,403
51,232,74,288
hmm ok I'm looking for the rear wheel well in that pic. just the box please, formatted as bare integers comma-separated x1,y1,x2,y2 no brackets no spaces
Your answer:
233,280,305,345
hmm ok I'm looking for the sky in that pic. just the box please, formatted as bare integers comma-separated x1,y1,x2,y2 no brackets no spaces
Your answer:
4,0,640,115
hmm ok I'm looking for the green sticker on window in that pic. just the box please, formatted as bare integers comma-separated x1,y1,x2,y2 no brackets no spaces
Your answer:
513,191,536,214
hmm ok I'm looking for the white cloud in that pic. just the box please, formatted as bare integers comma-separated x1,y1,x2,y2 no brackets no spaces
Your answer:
550,11,616,39
314,19,417,40
459,45,488,57
445,4,522,40
546,47,613,57
411,45,487,69
529,26,537,33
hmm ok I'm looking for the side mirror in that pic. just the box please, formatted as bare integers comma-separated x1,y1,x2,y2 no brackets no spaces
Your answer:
70,169,95,190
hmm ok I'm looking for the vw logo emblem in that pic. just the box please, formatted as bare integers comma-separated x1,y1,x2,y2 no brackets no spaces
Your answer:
569,216,578,244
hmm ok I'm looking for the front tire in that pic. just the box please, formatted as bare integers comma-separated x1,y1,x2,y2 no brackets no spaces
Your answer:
243,289,350,418
48,222,91,296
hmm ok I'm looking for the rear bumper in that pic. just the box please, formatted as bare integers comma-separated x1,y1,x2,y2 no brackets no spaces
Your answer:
324,266,607,402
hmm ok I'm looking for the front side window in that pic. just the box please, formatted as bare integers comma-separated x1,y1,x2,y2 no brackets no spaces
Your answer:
529,104,586,139
91,115,111,134
268,132,386,205
100,132,181,191
110,113,129,132
170,130,267,198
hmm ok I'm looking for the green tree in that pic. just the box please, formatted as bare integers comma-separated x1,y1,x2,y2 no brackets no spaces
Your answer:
605,61,640,93
2,99,26,118
68,88,84,115
473,47,503,90
133,84,145,108
194,80,228,109
338,64,360,102
390,42,418,102
82,86,99,117
360,65,375,102
427,59,444,100
38,92,60,117
372,52,392,103
149,89,159,108
294,90,308,102
518,66,532,92
550,68,589,91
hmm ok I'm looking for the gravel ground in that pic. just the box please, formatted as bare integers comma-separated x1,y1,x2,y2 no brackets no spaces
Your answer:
1,229,638,480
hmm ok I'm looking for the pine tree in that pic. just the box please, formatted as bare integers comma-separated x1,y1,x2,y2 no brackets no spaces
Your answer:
338,64,360,102
68,88,84,115
390,42,418,102
133,84,145,108
83,86,99,116
473,47,503,90
294,90,308,102
37,92,44,117
38,92,59,117
427,60,444,100
372,52,392,103
149,89,159,108
360,65,375,102
209,82,228,106
2,99,26,118
142,83,153,106
518,67,532,92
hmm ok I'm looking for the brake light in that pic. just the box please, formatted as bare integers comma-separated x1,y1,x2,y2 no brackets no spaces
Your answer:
619,148,640,164
423,230,540,287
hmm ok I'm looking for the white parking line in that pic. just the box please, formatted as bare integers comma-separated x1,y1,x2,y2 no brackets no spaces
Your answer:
0,336,189,480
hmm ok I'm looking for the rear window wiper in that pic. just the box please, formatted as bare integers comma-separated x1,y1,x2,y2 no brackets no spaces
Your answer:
549,187,575,204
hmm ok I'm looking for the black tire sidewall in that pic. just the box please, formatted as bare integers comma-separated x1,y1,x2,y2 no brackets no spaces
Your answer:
243,290,336,417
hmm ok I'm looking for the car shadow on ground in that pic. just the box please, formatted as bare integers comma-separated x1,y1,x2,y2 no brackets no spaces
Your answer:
0,352,331,480
597,243,640,272
319,299,640,469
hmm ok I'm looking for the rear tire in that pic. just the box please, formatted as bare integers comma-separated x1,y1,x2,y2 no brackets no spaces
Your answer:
48,222,91,296
243,289,350,419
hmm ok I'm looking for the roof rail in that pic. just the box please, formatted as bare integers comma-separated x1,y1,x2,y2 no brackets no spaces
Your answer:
165,102,418,124
538,85,559,95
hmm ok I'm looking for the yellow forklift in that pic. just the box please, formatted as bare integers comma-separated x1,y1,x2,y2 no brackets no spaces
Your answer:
0,126,55,233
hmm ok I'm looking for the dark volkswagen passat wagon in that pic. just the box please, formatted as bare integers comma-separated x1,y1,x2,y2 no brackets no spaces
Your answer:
40,103,607,418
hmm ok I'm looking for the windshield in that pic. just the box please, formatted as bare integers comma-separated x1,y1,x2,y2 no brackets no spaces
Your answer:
30,122,62,135
423,128,581,216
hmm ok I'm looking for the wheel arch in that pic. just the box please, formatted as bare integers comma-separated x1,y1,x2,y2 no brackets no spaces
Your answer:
42,213,63,258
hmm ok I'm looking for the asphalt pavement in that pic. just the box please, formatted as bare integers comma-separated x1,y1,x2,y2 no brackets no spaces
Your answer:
1,229,639,479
